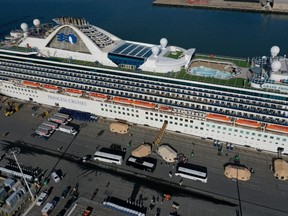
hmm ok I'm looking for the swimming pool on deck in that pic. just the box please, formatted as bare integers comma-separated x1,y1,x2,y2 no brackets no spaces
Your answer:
189,66,232,79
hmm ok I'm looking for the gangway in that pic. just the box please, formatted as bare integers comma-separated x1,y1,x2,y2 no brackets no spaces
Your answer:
154,120,168,146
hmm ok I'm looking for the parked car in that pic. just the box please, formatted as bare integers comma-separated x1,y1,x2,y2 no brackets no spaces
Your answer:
56,209,66,216
51,171,61,183
61,186,71,199
36,190,48,206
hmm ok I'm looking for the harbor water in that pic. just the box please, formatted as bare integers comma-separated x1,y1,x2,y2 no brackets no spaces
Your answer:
0,0,288,57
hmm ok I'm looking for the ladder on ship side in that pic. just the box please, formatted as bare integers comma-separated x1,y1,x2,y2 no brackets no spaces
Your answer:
154,120,168,146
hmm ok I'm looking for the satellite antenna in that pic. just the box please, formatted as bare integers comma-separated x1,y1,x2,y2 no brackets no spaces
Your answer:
151,46,160,57
270,46,280,58
271,60,281,72
20,23,29,37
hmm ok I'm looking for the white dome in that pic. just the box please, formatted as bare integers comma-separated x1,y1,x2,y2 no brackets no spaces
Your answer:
271,60,281,72
160,38,168,49
20,23,28,32
33,19,41,27
270,46,280,57
151,46,160,56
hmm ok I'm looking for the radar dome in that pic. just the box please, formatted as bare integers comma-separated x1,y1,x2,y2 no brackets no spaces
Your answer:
160,38,168,49
270,46,280,57
271,60,281,72
20,23,28,32
33,19,41,27
152,46,160,56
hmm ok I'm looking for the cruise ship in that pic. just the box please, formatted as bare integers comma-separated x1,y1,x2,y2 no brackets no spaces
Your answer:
0,17,288,154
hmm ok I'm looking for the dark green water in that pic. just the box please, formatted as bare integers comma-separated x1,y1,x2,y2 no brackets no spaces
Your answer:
1,0,288,57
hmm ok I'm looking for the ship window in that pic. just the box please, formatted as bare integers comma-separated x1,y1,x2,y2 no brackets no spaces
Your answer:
270,136,274,139
180,118,183,121
195,126,198,129
118,111,121,114
217,126,221,129
212,125,215,128
264,135,268,138
155,114,158,117
170,121,173,124
150,113,153,115
160,114,163,117
136,115,139,117
190,125,193,128
185,119,188,122
146,117,148,119
101,108,104,111
246,132,250,135
252,133,255,135
200,127,203,130
175,122,178,125
145,112,148,114
131,114,134,117
276,137,280,140
165,115,168,118
283,138,287,142
180,123,183,126
201,122,204,125
258,134,261,137
206,124,210,127
185,124,188,127
155,119,158,121
240,130,244,134
234,129,238,132
175,117,178,120
190,120,193,123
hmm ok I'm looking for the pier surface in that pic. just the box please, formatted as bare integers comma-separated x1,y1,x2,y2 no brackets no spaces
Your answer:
153,0,288,14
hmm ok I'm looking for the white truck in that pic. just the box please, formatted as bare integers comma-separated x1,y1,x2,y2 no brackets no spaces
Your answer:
58,125,77,136
42,120,58,129
54,112,72,121
48,116,67,125
41,202,54,216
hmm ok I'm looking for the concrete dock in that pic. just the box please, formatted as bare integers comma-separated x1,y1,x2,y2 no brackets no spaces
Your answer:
153,0,288,14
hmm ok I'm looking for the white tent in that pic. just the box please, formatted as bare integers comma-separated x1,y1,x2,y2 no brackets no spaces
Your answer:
157,144,177,162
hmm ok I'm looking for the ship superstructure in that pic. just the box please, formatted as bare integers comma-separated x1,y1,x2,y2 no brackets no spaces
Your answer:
0,18,288,154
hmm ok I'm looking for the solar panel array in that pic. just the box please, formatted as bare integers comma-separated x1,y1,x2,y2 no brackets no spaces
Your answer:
111,42,152,59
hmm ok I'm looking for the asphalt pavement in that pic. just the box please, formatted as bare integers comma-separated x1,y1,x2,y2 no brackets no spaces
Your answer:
0,98,287,216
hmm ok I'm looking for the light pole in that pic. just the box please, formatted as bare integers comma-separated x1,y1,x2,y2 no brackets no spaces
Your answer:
7,147,34,201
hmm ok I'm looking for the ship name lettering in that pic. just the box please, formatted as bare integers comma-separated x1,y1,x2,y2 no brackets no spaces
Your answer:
47,95,87,106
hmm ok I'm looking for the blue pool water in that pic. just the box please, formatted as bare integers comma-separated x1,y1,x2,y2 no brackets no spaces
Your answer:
189,66,232,79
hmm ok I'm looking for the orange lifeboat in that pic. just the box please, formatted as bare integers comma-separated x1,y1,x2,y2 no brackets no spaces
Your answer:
22,81,40,88
113,97,134,105
158,105,172,111
89,92,108,101
65,88,82,96
206,113,231,123
42,84,59,92
266,124,288,134
235,119,261,128
133,100,156,109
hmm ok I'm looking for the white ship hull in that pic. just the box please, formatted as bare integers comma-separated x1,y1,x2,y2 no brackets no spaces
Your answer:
1,81,287,154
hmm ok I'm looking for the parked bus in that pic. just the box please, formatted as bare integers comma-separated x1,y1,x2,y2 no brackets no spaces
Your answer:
126,156,157,172
94,148,124,165
175,162,208,183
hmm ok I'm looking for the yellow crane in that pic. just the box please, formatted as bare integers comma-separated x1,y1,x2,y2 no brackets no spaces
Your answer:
154,120,168,146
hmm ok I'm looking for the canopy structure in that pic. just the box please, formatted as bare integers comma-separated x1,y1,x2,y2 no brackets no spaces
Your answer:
157,144,177,163
274,159,288,181
224,165,251,181
109,122,129,134
131,144,151,158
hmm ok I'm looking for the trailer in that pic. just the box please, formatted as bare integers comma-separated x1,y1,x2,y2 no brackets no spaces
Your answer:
58,125,77,136
35,128,51,137
42,120,58,129
54,112,72,121
39,124,53,131
48,116,67,125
